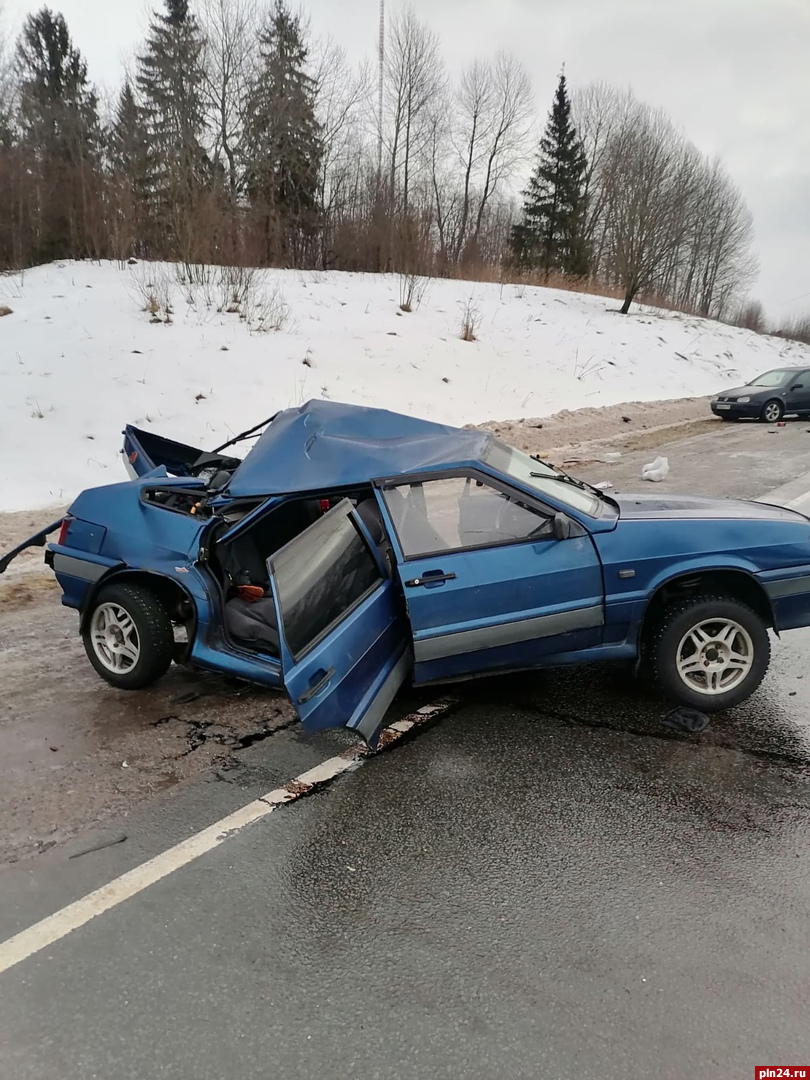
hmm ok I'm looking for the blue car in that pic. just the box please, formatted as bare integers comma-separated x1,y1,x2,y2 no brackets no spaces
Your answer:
4,400,810,746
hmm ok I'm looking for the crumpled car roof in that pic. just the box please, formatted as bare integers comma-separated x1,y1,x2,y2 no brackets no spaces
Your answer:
226,399,493,498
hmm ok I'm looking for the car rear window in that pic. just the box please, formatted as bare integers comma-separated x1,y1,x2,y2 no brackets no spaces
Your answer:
270,505,383,660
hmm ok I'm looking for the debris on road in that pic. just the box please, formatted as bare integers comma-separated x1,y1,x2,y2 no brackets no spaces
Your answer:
642,455,670,482
68,832,128,859
661,707,710,734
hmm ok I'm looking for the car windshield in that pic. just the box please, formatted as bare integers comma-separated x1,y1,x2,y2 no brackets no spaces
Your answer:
750,369,793,388
483,439,603,517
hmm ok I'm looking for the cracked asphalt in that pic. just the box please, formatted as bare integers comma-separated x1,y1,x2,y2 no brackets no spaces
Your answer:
2,420,810,1077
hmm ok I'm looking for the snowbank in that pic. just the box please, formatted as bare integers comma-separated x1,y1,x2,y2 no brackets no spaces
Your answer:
1,261,807,511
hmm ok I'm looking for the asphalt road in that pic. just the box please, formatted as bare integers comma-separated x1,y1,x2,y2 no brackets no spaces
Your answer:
2,420,810,1078
2,659,810,1079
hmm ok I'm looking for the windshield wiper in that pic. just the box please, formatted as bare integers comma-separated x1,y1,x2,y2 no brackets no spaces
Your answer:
531,471,603,498
213,413,280,454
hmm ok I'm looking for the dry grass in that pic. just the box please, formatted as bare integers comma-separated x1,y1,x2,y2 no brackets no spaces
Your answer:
459,297,480,342
444,262,625,303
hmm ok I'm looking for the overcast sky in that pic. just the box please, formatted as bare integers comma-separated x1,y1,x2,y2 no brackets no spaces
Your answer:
4,0,809,323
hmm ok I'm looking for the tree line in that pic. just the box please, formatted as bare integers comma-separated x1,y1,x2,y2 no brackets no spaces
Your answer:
0,0,759,318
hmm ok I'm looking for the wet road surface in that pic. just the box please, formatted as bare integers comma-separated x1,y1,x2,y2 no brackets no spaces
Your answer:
3,419,810,1076
1,653,810,1078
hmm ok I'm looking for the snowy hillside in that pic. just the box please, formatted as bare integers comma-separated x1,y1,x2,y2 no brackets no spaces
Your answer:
1,261,808,512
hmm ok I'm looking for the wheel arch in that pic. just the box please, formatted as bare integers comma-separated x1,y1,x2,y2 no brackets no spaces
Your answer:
80,569,198,636
639,568,776,649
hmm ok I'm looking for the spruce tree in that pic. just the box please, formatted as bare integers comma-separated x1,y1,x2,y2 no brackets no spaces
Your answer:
135,0,209,253
15,7,101,260
511,72,589,278
245,0,322,264
109,81,151,256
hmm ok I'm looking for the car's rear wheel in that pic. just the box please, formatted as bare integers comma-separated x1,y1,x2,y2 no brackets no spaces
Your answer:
649,595,770,712
83,583,174,689
760,399,784,423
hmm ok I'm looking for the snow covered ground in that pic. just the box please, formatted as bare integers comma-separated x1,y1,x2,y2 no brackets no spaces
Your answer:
1,260,808,512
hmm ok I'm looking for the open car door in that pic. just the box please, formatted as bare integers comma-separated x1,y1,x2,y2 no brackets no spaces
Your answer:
267,499,412,748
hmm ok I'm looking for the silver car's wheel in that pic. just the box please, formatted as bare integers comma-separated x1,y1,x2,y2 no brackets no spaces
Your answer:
675,618,754,696
90,602,141,674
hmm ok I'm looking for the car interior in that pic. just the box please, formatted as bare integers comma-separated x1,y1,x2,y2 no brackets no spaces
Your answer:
210,489,392,658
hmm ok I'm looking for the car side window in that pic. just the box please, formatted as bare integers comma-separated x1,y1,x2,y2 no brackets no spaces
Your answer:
382,476,552,558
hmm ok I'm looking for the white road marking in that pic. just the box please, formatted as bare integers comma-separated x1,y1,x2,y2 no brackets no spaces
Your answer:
0,700,456,978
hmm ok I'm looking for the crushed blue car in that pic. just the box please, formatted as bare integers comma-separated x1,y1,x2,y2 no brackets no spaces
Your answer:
4,399,810,747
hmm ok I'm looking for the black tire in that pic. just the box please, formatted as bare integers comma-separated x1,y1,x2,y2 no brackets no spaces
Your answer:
718,414,737,422
760,399,784,424
648,594,770,712
83,582,174,690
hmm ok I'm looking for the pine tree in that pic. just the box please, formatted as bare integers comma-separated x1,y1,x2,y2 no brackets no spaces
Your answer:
15,7,101,261
245,0,322,264
135,0,209,255
511,72,589,278
109,81,151,257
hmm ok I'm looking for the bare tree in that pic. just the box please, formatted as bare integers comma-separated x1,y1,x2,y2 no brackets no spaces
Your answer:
449,53,532,262
312,37,370,267
199,0,259,199
688,158,757,317
468,53,532,255
733,299,765,333
572,81,636,272
0,1,14,133
597,104,698,312
383,7,444,238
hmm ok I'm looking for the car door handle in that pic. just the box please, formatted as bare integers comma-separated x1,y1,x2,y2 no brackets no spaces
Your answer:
298,667,336,704
404,572,457,587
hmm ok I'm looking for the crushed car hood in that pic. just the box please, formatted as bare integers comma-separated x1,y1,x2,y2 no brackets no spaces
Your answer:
615,493,806,522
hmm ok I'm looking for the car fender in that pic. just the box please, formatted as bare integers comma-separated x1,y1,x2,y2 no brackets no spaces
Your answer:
606,555,776,635
78,564,209,637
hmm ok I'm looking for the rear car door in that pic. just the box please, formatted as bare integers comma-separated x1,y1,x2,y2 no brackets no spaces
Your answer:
267,499,411,746
375,472,605,685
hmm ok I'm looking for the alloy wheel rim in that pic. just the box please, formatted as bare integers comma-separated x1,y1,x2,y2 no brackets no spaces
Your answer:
675,617,754,696
90,602,141,673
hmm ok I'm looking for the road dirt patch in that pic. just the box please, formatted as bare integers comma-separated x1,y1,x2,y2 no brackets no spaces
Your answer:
0,599,297,865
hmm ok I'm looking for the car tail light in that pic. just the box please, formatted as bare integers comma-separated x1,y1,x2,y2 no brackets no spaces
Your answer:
57,517,72,545
319,499,330,514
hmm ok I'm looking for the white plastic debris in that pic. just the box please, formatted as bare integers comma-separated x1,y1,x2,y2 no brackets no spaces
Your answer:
593,480,614,491
604,452,622,463
642,456,669,483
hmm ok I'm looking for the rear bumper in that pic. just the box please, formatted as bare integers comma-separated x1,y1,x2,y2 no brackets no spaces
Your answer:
46,546,123,610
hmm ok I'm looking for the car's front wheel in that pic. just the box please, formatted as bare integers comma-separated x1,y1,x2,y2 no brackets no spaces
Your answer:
649,595,770,712
760,399,784,423
83,583,174,690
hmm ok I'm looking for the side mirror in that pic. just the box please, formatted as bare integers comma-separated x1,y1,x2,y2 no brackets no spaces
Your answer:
552,512,574,541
